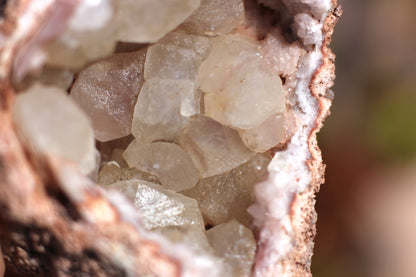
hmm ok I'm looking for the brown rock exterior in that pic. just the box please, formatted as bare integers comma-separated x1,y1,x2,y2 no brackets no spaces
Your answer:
0,0,340,276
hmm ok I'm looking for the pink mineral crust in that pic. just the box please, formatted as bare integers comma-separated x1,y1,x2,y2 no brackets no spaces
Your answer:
0,0,340,276
248,1,341,276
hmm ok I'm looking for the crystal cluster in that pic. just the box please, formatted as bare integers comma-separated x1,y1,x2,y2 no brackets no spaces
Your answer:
13,1,299,276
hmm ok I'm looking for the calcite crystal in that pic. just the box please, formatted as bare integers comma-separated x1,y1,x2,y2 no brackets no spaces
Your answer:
181,153,271,226
206,220,256,277
116,0,200,42
199,34,285,130
158,226,213,254
239,113,294,152
12,85,96,175
108,180,205,230
132,79,192,143
123,140,199,191
179,0,245,36
0,0,339,276
132,32,209,142
45,0,117,69
71,49,146,141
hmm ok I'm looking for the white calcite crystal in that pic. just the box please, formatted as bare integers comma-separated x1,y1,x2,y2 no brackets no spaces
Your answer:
181,153,271,226
132,79,192,143
179,116,255,178
158,226,213,254
116,0,201,43
239,113,292,152
206,220,256,277
12,85,96,175
123,140,199,191
71,50,146,142
108,180,204,230
46,0,117,69
199,34,285,130
180,0,245,36
144,33,210,81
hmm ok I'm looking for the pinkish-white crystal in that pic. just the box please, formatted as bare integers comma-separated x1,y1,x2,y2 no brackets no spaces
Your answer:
199,34,285,130
71,50,146,142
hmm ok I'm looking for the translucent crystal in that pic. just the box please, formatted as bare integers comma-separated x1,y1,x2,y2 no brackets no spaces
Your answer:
12,85,96,175
131,33,209,139
239,113,287,152
179,116,255,178
71,50,146,142
157,226,213,254
97,161,160,186
131,79,192,143
181,153,271,226
144,33,210,81
116,0,200,43
123,140,199,191
199,34,285,130
180,0,245,36
206,220,256,277
45,0,117,69
108,180,204,230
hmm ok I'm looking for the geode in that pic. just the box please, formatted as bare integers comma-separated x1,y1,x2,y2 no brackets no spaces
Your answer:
0,0,341,276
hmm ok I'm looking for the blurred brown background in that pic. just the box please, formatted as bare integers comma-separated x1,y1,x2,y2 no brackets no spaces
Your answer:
312,0,416,276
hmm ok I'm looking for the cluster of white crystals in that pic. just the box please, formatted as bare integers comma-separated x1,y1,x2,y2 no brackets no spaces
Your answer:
13,0,301,276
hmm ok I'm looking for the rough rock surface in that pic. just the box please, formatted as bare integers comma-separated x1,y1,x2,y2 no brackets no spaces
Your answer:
0,0,340,276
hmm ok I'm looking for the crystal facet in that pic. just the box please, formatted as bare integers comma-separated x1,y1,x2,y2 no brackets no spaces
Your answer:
180,0,245,36
179,116,255,178
12,85,96,175
181,153,271,226
206,220,256,277
116,0,201,43
107,180,204,230
123,140,199,191
199,34,285,130
71,50,146,142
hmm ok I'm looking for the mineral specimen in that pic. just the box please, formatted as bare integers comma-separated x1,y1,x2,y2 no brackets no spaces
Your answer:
12,85,96,175
108,180,205,230
71,49,146,142
123,140,199,191
206,220,256,277
1,0,338,275
179,116,255,178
